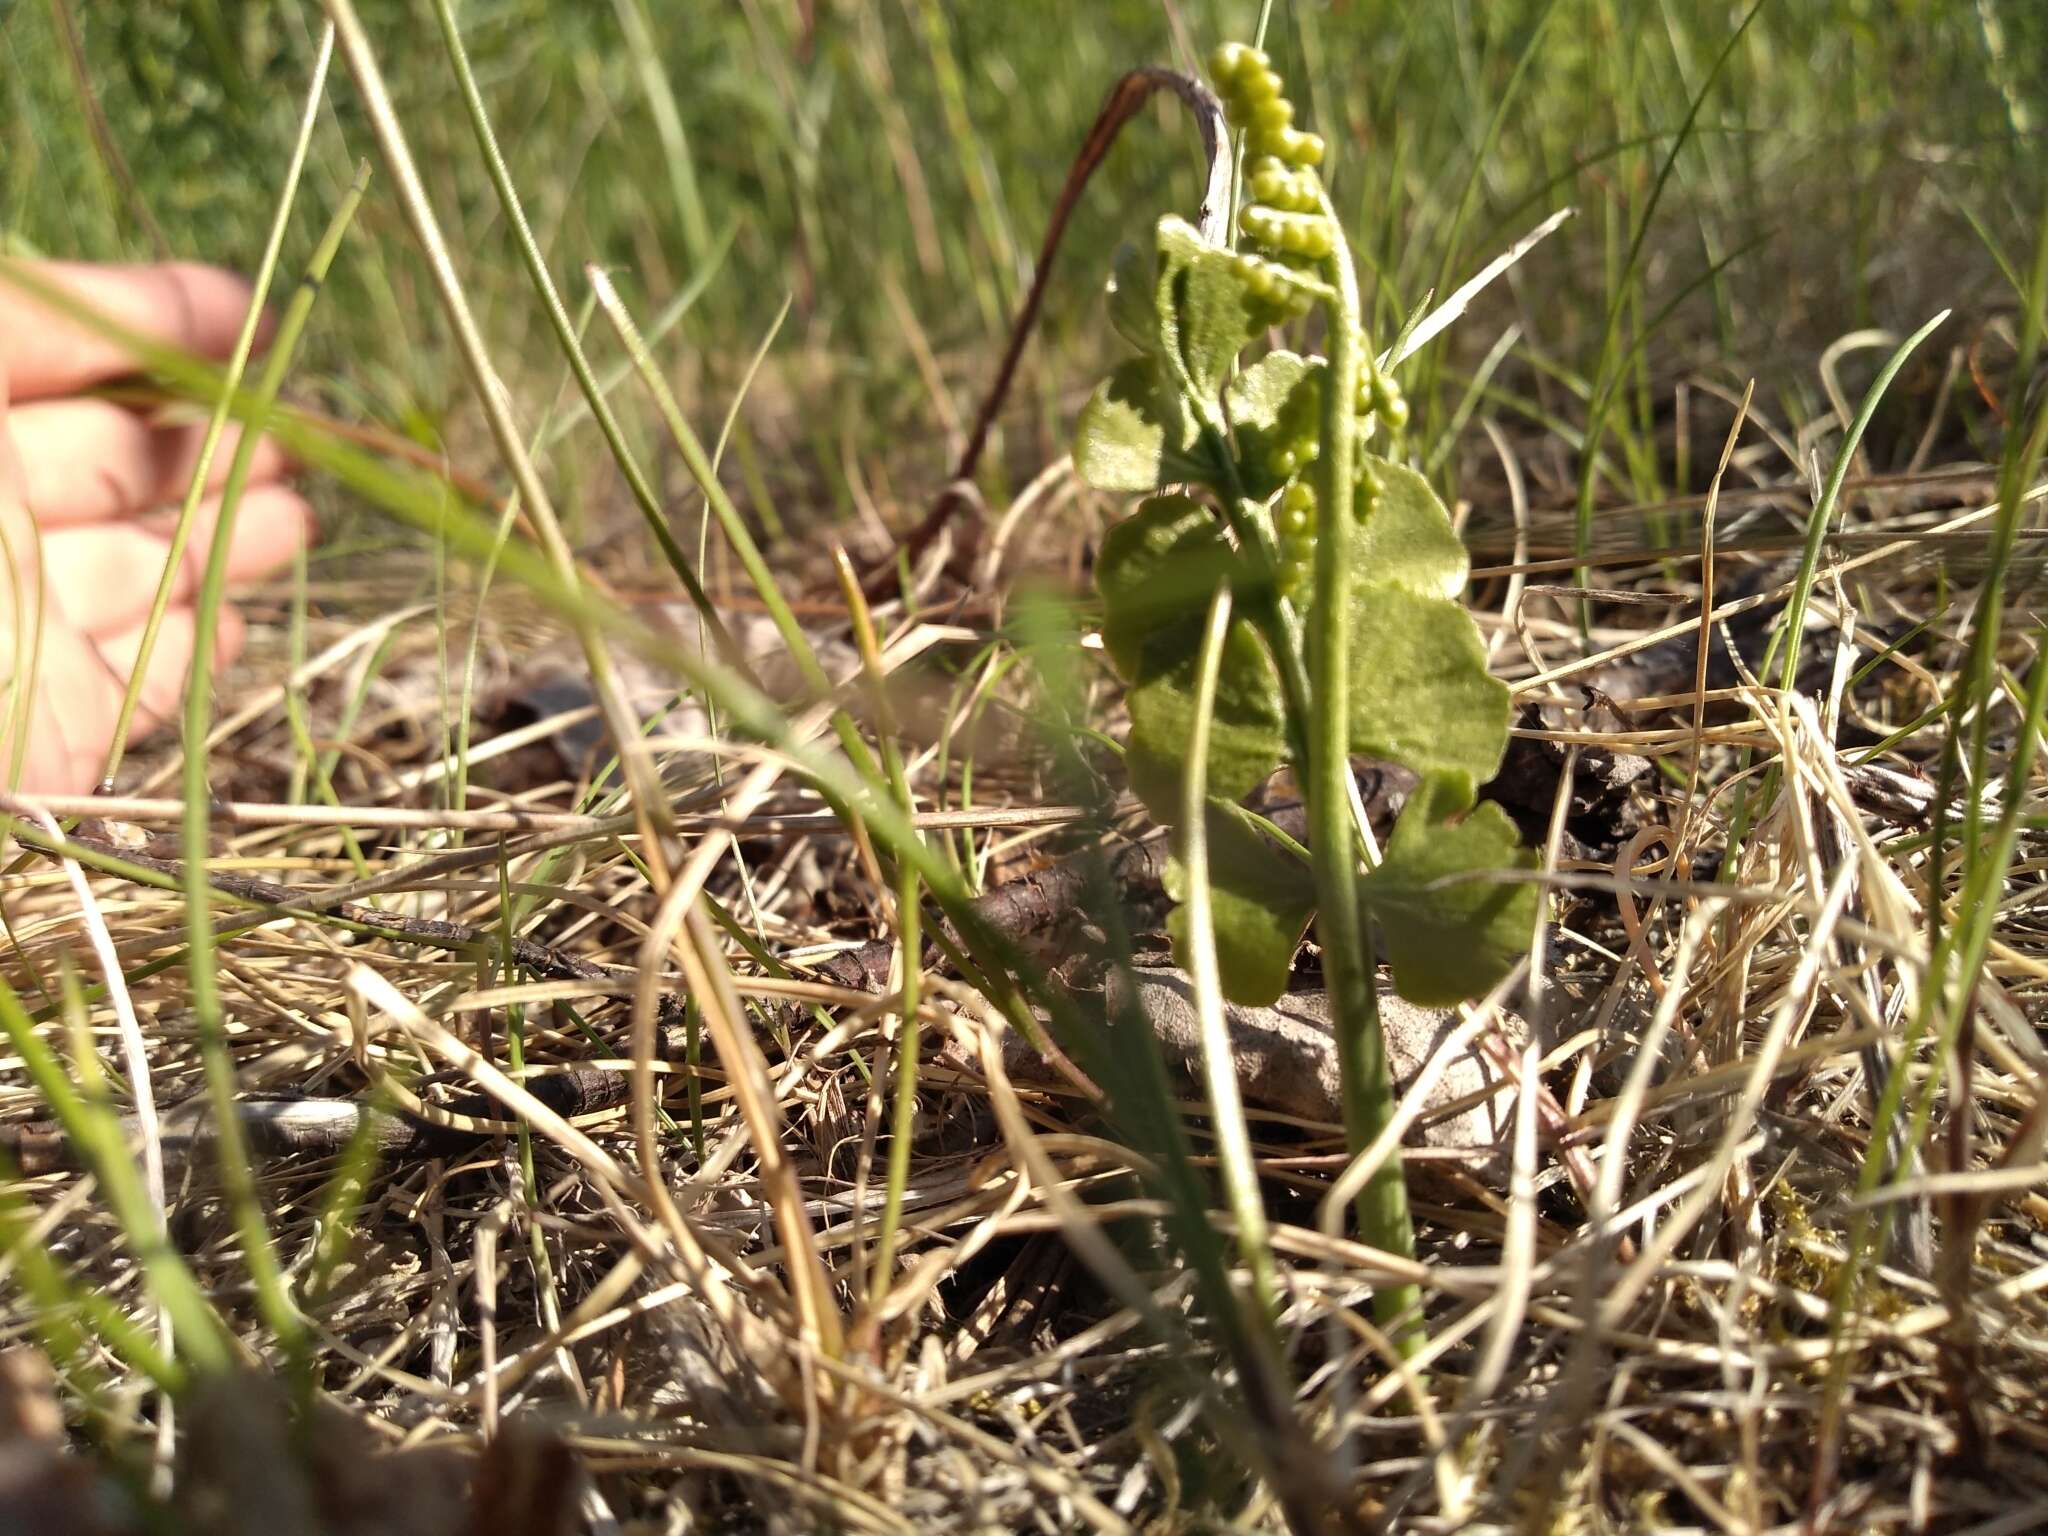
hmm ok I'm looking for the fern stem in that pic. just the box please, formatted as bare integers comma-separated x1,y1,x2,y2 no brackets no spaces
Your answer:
1310,190,1423,1349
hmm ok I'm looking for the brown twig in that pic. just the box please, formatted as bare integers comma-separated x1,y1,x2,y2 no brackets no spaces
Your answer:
0,1067,636,1176
30,826,618,985
871,66,1232,595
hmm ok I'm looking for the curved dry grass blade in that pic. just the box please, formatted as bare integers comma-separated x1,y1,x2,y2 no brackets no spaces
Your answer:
1177,584,1281,1325
885,66,1233,583
321,0,673,864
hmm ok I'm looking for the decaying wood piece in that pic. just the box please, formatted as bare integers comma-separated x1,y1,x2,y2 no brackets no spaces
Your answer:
812,761,1422,993
1099,967,1519,1146
0,1351,128,1536
812,833,1172,995
173,1370,571,1536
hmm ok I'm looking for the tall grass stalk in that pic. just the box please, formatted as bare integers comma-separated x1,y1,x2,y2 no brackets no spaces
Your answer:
1571,0,1763,605
180,159,369,1373
0,974,222,1379
833,551,925,1295
1310,184,1422,1345
428,0,744,684
609,0,714,268
1180,584,1281,1327
1723,311,1949,864
100,25,337,788
321,0,674,872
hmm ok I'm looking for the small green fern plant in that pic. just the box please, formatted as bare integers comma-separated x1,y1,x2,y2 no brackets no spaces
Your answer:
1077,43,1539,1331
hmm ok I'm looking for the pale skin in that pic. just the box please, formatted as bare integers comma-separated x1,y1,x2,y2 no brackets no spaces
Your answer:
0,261,313,793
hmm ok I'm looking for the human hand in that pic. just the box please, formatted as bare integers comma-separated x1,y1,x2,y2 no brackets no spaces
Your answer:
0,261,313,794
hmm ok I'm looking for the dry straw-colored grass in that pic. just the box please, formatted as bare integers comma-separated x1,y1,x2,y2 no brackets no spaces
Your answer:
2,12,2046,1531
4,395,2047,1532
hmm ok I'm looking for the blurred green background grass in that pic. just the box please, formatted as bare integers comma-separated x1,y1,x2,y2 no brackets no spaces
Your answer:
3,0,2041,540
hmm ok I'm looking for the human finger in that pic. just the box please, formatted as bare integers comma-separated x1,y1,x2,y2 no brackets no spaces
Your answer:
0,375,72,789
9,397,291,527
94,603,246,734
0,260,273,401
38,484,313,640
3,622,120,794
0,604,245,794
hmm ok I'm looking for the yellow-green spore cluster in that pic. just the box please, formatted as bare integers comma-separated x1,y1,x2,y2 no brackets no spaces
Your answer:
1210,42,1325,169
1274,479,1317,599
1211,42,1336,327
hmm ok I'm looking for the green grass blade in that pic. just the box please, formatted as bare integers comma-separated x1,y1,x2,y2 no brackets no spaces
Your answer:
0,973,224,1377
179,159,370,1374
